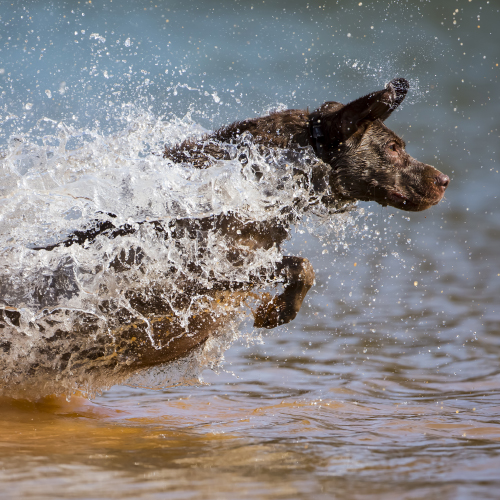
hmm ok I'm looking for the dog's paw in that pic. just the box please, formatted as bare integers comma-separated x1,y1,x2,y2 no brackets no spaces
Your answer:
253,293,288,329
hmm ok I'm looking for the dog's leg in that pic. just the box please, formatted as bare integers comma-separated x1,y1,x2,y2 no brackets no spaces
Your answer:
253,256,315,329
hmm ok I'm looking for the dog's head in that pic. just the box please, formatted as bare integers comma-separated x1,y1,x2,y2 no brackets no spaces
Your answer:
309,78,449,212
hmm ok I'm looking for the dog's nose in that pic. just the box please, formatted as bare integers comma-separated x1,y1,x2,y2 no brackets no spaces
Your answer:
435,173,450,189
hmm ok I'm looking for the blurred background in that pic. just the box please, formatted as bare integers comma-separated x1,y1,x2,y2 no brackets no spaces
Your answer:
1,0,499,498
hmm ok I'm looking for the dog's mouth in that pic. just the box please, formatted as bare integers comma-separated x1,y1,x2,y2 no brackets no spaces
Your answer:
387,191,420,210
388,191,409,204
387,188,445,212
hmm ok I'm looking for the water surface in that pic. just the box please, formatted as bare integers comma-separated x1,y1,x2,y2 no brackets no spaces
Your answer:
1,0,499,498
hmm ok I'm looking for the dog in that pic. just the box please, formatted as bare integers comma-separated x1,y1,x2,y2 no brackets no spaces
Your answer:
0,78,449,395
159,77,449,324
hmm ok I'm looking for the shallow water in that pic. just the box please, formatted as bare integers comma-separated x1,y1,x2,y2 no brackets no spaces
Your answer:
1,0,500,498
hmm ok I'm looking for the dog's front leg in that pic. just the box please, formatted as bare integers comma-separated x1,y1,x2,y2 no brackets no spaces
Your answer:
253,256,315,329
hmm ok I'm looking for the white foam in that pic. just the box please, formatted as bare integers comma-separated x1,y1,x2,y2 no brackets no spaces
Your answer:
0,107,360,399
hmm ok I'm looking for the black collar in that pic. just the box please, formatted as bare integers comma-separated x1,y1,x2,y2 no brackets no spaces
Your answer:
309,118,324,158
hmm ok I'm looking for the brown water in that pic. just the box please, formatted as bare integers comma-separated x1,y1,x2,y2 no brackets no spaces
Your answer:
2,0,500,498
2,387,499,500
2,355,500,499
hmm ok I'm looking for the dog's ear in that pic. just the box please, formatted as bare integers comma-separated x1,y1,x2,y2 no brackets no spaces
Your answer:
337,78,409,140
313,78,409,146
377,78,410,121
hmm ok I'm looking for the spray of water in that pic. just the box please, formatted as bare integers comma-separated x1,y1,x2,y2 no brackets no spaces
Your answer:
0,107,360,399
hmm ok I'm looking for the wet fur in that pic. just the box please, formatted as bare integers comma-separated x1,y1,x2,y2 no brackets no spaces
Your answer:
2,79,449,390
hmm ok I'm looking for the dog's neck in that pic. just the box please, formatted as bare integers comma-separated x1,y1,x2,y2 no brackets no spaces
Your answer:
309,118,325,158
213,111,356,211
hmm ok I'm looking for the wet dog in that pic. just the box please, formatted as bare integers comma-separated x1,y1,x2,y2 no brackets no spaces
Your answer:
1,78,449,393
161,77,449,328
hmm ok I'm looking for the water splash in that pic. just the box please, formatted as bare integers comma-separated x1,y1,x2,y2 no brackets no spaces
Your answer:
0,106,361,399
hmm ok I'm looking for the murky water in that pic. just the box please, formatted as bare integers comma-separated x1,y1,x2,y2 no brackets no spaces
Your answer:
1,0,500,498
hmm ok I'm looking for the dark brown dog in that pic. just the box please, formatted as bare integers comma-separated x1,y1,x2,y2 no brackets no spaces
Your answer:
159,77,449,330
1,78,449,394
166,78,448,212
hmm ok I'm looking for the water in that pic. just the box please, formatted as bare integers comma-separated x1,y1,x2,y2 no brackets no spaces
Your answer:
1,0,500,498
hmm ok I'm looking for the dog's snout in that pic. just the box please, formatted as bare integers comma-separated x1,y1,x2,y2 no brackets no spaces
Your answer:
435,173,450,189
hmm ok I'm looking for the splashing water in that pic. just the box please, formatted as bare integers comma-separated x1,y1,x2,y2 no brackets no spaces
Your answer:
0,107,360,399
